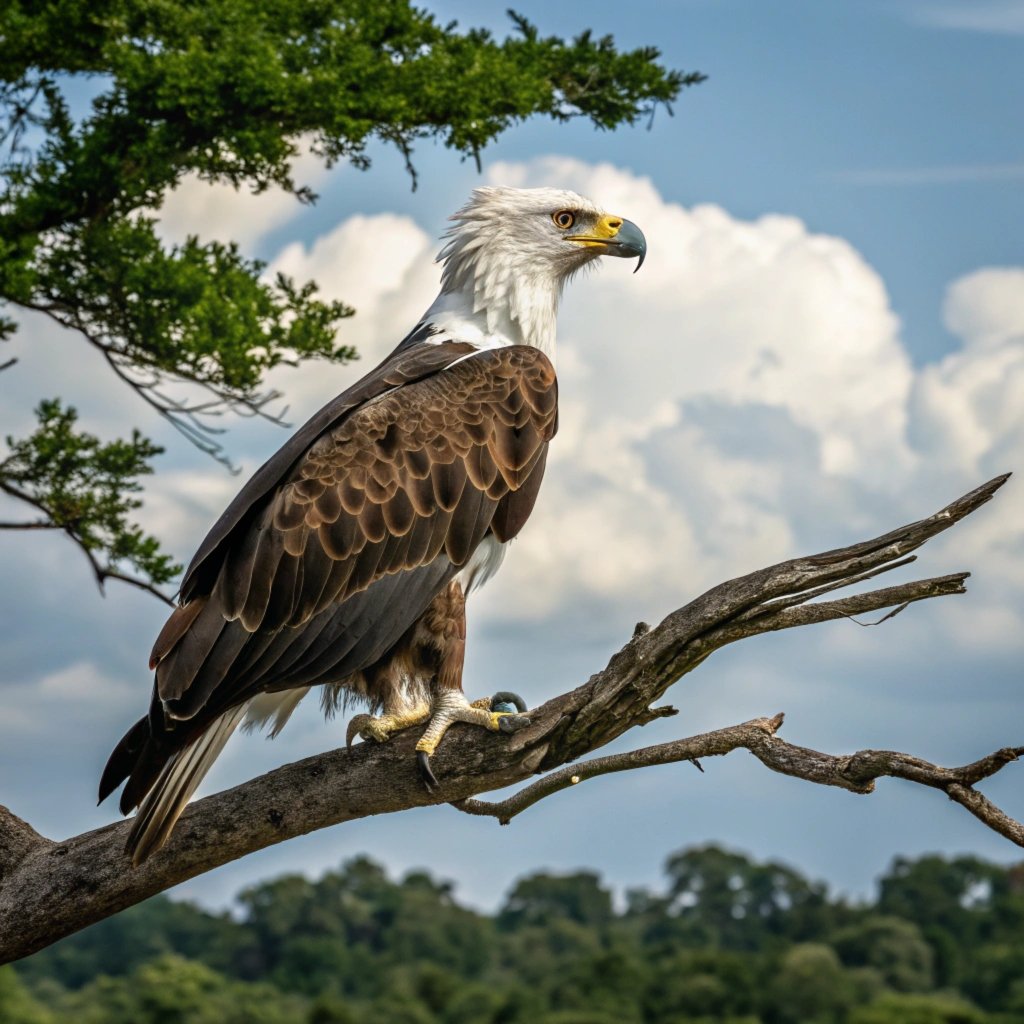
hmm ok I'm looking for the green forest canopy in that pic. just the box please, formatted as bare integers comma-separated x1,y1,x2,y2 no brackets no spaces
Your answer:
5,844,1024,1024
0,1,699,596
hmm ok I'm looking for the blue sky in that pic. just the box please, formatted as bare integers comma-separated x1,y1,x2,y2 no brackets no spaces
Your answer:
1,0,1022,914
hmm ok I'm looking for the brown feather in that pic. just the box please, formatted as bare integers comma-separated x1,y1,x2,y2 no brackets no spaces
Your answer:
262,547,302,629
405,472,437,517
445,487,494,566
348,540,387,594
281,523,308,558
403,445,431,480
491,447,549,541
338,477,366,516
156,598,227,703
239,526,285,632
319,514,363,561
150,598,207,669
272,496,308,531
293,541,337,622
404,512,440,567
292,476,325,502
465,445,499,491
358,500,387,544
431,459,467,512
382,488,416,536
309,486,342,526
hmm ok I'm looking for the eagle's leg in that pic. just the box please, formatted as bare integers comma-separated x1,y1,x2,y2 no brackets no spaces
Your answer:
411,580,531,790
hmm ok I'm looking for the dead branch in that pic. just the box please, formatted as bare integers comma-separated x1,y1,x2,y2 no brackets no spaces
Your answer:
452,715,1024,846
0,473,1017,964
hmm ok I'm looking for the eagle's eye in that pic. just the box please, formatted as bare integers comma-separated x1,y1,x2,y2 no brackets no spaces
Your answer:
552,210,576,230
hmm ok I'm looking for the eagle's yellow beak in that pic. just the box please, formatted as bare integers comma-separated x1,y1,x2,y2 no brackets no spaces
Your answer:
567,215,647,271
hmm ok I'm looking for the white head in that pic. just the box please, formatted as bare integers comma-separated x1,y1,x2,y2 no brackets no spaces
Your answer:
426,186,646,356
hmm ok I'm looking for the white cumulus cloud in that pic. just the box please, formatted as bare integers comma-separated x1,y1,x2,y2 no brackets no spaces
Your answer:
156,141,332,249
265,212,439,408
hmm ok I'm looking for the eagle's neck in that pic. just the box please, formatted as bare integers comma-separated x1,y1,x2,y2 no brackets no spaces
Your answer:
422,248,562,358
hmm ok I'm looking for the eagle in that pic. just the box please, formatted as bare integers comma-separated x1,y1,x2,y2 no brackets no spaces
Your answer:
98,186,646,864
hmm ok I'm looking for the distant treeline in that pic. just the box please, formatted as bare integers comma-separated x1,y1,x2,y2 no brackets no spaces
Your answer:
3,845,1024,1023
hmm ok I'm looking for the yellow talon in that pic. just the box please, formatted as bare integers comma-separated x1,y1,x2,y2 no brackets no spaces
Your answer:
416,734,440,756
346,702,431,748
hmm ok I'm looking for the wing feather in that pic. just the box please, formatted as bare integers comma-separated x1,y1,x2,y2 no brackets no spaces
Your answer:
238,527,285,632
431,459,467,512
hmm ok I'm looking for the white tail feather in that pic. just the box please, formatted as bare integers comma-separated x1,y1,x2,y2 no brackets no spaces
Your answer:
126,702,249,865
242,687,310,738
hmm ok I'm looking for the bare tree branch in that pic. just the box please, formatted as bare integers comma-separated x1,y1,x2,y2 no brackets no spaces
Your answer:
451,714,1024,837
0,473,1016,964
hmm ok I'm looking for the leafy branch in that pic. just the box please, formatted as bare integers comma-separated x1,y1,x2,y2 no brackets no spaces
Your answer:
0,3,695,429
0,400,180,600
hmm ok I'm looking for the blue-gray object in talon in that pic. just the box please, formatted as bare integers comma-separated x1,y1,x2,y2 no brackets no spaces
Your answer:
490,691,528,714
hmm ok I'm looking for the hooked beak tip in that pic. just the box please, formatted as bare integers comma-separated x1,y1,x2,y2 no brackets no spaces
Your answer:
613,218,646,272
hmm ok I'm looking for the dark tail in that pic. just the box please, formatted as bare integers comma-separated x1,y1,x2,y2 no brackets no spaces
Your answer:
98,715,161,812
99,704,248,866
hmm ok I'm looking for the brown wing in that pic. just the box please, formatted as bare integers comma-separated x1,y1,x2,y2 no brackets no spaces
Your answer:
179,332,476,603
152,344,557,714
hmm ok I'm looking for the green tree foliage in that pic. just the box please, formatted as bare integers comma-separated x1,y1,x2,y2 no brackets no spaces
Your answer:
11,847,1024,1024
498,871,614,930
54,954,306,1024
0,967,53,1024
764,944,862,1024
831,916,934,993
0,0,697,593
877,855,1024,989
651,844,836,950
848,993,988,1024
1,400,179,594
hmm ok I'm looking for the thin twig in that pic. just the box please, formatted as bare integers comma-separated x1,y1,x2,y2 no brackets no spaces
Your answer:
13,299,290,468
72,535,176,607
452,715,785,824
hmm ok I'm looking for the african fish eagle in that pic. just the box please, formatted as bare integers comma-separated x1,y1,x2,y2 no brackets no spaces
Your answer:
99,186,647,864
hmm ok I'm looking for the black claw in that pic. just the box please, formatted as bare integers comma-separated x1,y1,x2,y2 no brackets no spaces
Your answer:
417,750,439,792
498,714,531,735
490,690,528,714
